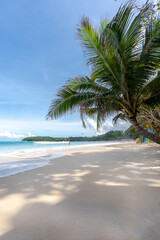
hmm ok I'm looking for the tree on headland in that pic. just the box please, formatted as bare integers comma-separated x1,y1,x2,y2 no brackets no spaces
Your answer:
22,129,139,142
47,1,160,144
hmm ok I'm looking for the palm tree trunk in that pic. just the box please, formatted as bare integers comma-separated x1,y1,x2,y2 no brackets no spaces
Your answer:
130,117,160,144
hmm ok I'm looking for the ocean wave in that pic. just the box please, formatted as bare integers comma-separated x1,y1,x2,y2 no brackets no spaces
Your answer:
0,141,121,178
0,154,64,178
34,141,68,144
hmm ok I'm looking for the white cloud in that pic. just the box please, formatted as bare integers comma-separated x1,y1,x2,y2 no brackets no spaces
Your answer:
0,131,25,139
86,117,130,135
0,131,35,140
86,118,97,130
0,119,87,138
28,132,35,137
0,117,130,139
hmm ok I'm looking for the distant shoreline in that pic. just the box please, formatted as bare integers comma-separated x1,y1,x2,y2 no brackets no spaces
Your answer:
22,129,138,142
0,141,124,178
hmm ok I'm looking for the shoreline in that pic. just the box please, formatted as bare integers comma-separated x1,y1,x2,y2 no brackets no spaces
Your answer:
0,141,129,179
0,142,160,239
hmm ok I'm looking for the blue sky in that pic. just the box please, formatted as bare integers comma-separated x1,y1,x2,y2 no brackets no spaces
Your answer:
0,0,130,140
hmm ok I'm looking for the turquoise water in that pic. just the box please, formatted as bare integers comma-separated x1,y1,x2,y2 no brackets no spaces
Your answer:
0,141,105,151
0,141,68,151
0,141,118,178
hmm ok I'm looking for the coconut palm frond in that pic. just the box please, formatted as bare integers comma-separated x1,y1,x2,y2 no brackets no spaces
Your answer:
100,1,152,96
143,93,160,108
65,76,110,94
137,16,160,84
78,17,121,88
101,0,135,57
112,113,128,124
46,87,97,119
98,19,110,36
140,74,160,97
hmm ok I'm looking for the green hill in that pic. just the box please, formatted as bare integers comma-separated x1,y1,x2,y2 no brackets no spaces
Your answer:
22,136,69,142
22,128,139,142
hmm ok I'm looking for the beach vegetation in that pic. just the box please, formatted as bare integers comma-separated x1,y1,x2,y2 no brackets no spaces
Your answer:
22,136,69,142
22,128,139,142
47,1,160,144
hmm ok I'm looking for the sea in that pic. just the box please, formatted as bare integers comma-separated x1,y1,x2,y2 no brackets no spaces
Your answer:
0,141,120,178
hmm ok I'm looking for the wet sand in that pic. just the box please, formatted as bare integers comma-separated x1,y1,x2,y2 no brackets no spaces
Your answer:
0,142,160,240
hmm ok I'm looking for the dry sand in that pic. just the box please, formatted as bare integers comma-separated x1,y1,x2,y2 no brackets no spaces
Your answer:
0,142,160,240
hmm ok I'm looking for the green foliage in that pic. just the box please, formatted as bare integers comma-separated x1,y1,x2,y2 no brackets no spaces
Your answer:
22,128,139,142
22,136,69,142
123,126,139,139
47,0,160,143
70,131,124,141
137,106,160,132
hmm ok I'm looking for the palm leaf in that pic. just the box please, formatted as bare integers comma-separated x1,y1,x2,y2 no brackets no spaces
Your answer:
46,87,97,119
137,17,160,78
140,74,160,97
100,1,152,96
65,76,110,94
112,113,127,124
78,18,121,88
143,93,160,108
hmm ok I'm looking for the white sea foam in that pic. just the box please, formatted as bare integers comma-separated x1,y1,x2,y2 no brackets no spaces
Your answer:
0,141,120,178
0,155,64,178
34,141,68,144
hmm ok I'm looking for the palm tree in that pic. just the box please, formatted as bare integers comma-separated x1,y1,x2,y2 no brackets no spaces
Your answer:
47,1,160,144
137,106,160,133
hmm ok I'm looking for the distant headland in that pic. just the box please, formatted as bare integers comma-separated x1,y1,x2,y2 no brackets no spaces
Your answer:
22,128,139,142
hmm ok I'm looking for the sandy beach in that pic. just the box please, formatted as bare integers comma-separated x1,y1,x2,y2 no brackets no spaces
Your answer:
0,142,160,240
